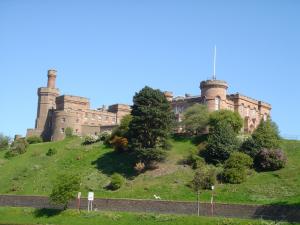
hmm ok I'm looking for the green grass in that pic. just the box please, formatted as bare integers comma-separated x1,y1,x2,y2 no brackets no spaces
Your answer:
0,137,300,205
0,207,297,225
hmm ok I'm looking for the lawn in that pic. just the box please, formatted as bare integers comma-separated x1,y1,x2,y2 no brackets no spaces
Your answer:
0,137,300,205
0,207,297,225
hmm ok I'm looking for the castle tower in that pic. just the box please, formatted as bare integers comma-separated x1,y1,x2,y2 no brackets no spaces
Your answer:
35,69,60,140
200,80,228,112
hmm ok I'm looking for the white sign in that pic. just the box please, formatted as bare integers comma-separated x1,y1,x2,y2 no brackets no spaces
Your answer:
77,192,81,199
88,192,94,201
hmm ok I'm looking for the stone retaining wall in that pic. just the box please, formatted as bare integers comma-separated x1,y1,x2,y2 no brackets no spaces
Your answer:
0,195,299,222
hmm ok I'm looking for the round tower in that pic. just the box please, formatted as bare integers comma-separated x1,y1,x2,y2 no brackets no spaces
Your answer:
47,69,57,88
200,79,228,111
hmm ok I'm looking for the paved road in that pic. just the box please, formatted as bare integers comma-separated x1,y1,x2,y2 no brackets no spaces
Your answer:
0,195,299,222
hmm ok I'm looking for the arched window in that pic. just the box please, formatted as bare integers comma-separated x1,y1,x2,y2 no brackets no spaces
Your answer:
215,96,221,111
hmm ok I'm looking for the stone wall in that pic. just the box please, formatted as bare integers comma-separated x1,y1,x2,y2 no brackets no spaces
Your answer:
0,195,299,222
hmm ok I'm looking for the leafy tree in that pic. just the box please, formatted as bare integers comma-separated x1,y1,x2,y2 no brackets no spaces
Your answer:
224,152,253,170
182,104,209,135
251,119,280,150
202,122,239,164
209,110,243,134
0,133,10,150
128,86,175,165
50,173,80,210
254,148,287,171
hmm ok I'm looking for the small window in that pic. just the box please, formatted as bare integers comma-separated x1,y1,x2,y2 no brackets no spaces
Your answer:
61,128,65,133
263,114,268,121
61,118,66,123
75,129,79,133
215,97,221,111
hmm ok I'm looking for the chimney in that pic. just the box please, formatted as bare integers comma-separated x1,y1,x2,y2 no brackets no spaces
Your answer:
47,69,57,88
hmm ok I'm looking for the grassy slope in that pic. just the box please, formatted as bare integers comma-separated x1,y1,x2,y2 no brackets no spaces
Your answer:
0,207,296,225
0,137,299,205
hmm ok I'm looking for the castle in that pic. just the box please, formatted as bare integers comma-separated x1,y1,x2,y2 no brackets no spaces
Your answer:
27,69,271,141
26,70,131,141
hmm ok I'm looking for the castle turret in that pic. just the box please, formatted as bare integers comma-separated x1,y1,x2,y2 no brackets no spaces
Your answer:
200,79,228,112
35,69,60,140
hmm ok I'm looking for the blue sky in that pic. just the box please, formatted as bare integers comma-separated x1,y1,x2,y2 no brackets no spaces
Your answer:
0,0,299,139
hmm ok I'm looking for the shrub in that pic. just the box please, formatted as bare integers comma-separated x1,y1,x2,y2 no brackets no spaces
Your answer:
222,167,247,184
0,133,10,150
191,166,216,190
134,162,145,174
26,136,43,144
46,148,57,156
254,148,287,171
50,173,80,210
109,173,125,190
202,122,239,164
99,132,110,142
240,137,260,158
7,138,29,157
82,135,99,145
224,152,253,169
111,136,128,152
65,127,73,138
184,153,206,169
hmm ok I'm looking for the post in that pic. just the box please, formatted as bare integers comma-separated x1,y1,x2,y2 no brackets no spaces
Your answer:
197,189,200,216
211,185,215,217
77,192,81,212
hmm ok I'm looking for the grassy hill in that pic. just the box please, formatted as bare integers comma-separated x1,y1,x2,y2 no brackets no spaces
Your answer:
0,136,300,205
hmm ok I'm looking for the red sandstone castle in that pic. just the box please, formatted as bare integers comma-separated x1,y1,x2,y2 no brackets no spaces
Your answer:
27,69,271,141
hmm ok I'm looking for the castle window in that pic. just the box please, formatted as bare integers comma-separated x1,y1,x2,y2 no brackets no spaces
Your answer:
61,128,65,133
263,113,267,121
215,97,221,111
61,118,66,123
246,106,250,117
75,129,79,133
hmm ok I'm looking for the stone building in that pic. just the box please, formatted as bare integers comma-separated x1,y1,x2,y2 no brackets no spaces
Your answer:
165,79,271,133
27,70,131,141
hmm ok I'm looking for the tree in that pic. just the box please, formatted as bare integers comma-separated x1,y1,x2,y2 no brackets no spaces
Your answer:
251,118,280,150
209,110,243,134
202,121,239,164
182,104,209,135
128,86,175,165
0,133,10,150
50,173,80,210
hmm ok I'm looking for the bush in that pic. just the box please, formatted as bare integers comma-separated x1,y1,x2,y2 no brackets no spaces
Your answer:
202,122,239,164
224,152,253,169
46,148,57,156
26,136,43,144
254,148,287,171
0,133,10,150
82,135,99,145
222,167,247,184
109,173,125,190
184,153,206,169
240,137,260,158
50,173,80,210
7,138,29,157
4,150,18,159
191,166,216,190
99,132,110,142
111,136,128,152
65,127,73,138
134,162,145,174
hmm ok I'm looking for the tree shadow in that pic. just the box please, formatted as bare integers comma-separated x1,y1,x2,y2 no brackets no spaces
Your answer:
34,208,63,218
91,151,137,179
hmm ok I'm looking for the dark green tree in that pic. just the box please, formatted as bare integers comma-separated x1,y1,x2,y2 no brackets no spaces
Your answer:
50,173,80,210
128,86,175,165
202,121,239,164
182,104,209,135
209,110,243,134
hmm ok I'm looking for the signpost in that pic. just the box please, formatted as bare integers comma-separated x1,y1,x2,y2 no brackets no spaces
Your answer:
77,192,81,211
88,192,94,212
211,186,215,216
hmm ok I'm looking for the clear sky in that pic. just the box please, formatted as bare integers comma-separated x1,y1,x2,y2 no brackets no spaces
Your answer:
0,0,299,139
